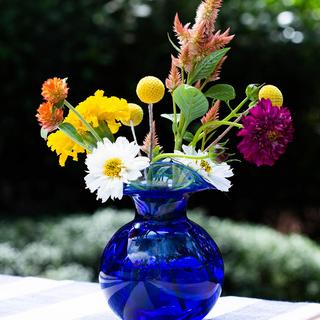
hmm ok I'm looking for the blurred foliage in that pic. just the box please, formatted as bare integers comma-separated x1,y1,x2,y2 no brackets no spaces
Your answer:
0,0,320,234
0,209,319,301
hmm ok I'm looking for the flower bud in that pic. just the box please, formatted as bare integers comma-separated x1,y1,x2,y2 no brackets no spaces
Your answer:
259,85,283,107
245,84,260,101
121,103,144,126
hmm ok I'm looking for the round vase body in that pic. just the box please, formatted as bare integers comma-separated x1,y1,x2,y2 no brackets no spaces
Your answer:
99,162,224,320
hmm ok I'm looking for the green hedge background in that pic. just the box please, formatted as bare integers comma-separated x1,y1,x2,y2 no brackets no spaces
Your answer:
1,209,319,301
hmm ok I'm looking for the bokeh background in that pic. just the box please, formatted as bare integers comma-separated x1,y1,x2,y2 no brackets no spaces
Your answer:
1,0,320,301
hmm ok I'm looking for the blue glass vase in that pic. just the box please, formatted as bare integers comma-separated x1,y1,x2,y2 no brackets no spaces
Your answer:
99,162,224,320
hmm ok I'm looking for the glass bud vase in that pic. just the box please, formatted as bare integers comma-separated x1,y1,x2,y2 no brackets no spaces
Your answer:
99,162,224,320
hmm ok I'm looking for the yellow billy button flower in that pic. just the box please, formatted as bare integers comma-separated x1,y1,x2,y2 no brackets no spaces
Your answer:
136,76,165,104
258,85,283,107
121,103,144,126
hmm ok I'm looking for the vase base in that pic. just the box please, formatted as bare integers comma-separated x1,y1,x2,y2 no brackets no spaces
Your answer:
100,272,222,320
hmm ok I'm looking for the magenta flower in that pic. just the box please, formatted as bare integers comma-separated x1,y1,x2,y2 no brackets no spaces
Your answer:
237,99,294,166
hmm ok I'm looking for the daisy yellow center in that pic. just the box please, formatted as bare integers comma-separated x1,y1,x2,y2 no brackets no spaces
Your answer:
103,158,123,178
200,160,212,173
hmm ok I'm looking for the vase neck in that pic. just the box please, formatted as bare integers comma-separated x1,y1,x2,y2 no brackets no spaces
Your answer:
131,193,189,221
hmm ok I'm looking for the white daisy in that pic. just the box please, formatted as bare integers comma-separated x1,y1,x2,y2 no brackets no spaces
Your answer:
84,137,150,202
174,145,233,192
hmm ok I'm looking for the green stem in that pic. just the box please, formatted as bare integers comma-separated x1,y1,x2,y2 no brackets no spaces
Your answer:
64,100,102,143
58,125,90,151
224,97,250,122
174,136,183,151
190,120,243,147
205,131,215,146
148,103,154,161
200,78,209,91
152,152,209,163
178,112,185,133
204,102,256,151
130,121,141,156
174,112,185,151
188,96,249,149
172,95,178,136
204,115,242,151
201,131,207,151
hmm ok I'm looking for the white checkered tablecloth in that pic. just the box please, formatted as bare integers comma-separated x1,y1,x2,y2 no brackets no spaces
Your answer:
0,275,319,320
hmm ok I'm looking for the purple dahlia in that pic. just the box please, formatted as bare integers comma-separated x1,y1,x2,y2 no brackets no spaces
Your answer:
237,99,294,166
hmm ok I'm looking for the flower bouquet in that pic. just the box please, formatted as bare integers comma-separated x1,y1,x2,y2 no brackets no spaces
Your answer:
36,0,293,319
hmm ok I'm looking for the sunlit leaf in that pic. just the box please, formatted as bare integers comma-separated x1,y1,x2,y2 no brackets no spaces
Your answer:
161,113,181,123
188,48,230,85
59,123,84,144
205,84,236,101
94,121,114,142
183,131,194,142
40,127,49,140
173,85,209,128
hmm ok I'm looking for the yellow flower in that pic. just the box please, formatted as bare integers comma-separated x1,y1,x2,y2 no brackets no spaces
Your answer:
136,76,165,104
120,103,144,126
67,90,130,134
47,130,86,166
47,90,130,166
259,85,283,107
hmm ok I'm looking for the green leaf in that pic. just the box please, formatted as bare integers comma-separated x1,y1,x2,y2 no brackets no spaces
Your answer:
167,33,180,52
173,84,209,128
246,83,260,101
152,145,162,158
205,84,236,101
59,123,83,141
161,113,181,123
59,122,86,147
40,127,49,140
183,131,194,142
94,121,114,142
82,132,98,148
187,48,230,85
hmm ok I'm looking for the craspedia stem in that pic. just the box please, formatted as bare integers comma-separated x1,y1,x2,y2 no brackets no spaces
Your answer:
148,103,154,161
130,120,141,156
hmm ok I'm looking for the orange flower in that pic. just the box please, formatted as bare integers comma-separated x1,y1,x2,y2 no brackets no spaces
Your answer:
41,77,69,105
36,102,64,132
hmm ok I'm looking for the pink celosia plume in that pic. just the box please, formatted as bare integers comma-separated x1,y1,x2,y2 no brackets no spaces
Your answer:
174,14,191,46
165,57,182,92
141,121,161,155
168,0,234,85
201,100,220,124
208,55,227,81
194,0,222,34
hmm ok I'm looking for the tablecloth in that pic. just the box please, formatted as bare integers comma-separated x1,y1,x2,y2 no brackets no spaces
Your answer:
0,275,319,320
